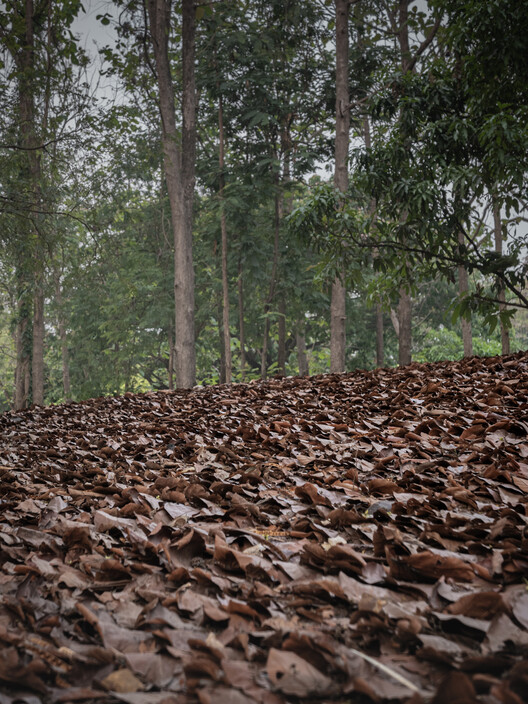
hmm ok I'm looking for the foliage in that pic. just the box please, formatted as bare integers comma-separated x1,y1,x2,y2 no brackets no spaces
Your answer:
0,0,526,410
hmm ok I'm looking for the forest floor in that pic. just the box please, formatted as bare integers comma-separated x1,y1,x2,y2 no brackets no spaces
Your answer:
0,353,527,704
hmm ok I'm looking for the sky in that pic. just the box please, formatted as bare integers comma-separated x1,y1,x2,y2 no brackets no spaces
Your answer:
72,0,117,57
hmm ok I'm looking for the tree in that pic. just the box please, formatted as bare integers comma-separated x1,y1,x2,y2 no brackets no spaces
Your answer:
146,0,196,388
330,0,349,374
0,0,90,407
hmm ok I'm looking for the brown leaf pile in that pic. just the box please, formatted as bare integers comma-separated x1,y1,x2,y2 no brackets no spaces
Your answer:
1,353,528,703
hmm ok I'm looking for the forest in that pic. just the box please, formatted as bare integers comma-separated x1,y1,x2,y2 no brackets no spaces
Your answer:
0,0,527,411
1,3,528,701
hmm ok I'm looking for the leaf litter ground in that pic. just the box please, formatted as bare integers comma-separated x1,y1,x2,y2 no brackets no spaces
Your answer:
0,353,527,704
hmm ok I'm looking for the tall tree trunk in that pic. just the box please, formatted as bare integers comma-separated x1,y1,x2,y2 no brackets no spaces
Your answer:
390,308,400,338
396,2,412,367
237,257,246,382
32,281,44,405
376,304,384,367
218,93,231,383
55,276,71,402
458,230,473,357
168,327,174,391
398,289,412,366
363,116,384,367
277,297,286,375
260,178,282,379
277,133,293,378
493,199,511,355
16,0,45,405
147,0,196,388
296,320,309,376
14,302,30,411
331,0,350,373
217,298,226,384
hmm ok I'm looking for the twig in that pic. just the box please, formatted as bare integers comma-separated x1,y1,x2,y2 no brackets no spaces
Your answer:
348,647,420,693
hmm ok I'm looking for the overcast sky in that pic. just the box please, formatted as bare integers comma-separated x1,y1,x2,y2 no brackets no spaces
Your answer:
72,0,117,57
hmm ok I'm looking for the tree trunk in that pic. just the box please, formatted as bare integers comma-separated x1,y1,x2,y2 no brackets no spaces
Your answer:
168,327,174,391
277,297,286,375
237,257,246,381
396,2,413,368
14,305,30,411
493,199,511,355
331,0,350,373
147,0,196,388
376,304,384,367
398,289,412,366
32,282,44,405
260,321,270,379
218,93,231,383
260,180,282,380
363,116,384,368
16,0,45,405
217,298,226,384
390,308,400,337
457,230,473,357
55,276,71,402
296,320,309,376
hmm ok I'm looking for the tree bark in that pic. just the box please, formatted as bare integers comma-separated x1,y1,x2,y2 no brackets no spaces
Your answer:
217,298,226,384
168,327,174,391
398,289,412,366
16,0,45,406
376,303,384,367
218,93,232,383
493,200,511,355
32,281,44,405
147,0,196,388
396,2,413,367
237,257,246,381
277,297,286,375
54,275,71,402
14,304,30,411
457,230,473,357
331,0,350,373
296,320,309,376
363,116,384,368
390,308,400,338
260,179,282,379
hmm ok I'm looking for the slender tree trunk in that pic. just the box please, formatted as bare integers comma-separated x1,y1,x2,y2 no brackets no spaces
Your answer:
363,116,384,367
493,199,511,355
277,297,286,375
277,134,293,378
218,93,231,383
180,0,197,385
457,230,473,357
16,0,45,405
237,258,246,382
217,298,226,384
14,305,30,411
168,327,174,391
398,289,412,366
260,179,282,379
331,0,350,373
32,281,44,405
296,320,309,376
261,323,270,379
376,304,384,367
55,276,71,402
395,2,413,367
147,0,196,388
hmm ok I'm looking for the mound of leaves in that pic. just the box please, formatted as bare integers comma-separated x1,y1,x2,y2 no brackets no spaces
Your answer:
0,352,528,704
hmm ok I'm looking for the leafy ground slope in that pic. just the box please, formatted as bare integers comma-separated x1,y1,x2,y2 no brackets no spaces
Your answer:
0,353,527,704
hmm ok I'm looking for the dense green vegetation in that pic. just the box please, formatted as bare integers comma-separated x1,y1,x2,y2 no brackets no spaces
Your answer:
0,0,526,412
